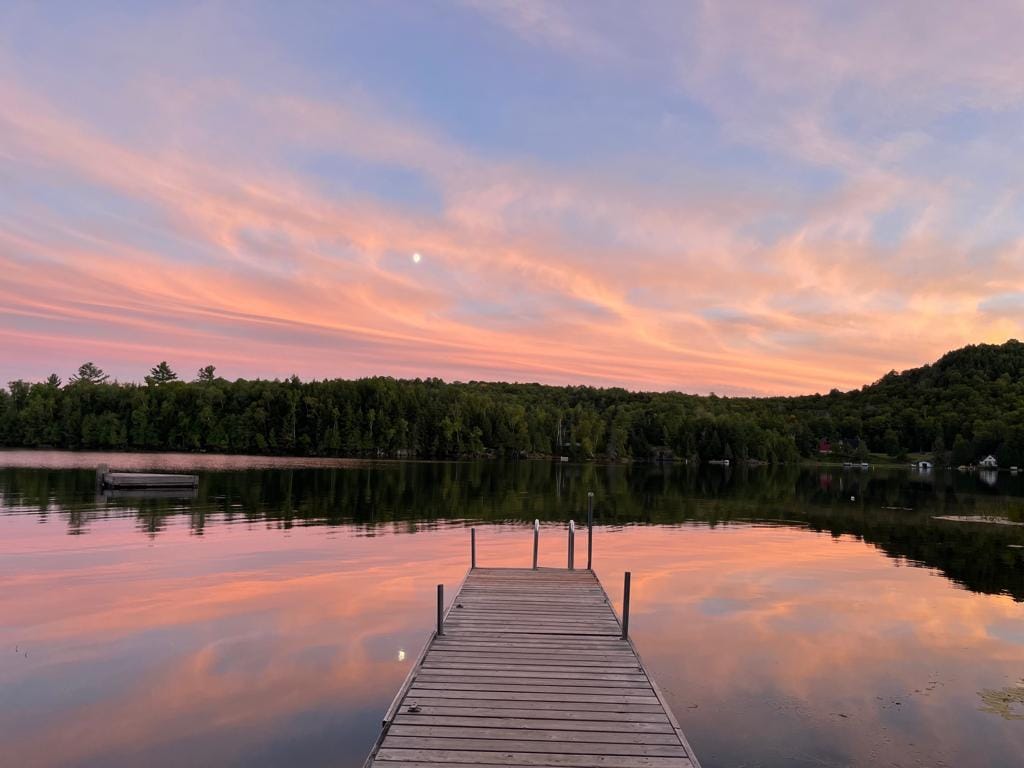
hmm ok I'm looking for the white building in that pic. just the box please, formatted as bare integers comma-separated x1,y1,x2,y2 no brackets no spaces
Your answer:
979,454,998,468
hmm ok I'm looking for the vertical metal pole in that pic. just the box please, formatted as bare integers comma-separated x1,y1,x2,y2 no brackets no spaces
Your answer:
533,519,539,569
470,527,476,569
436,584,444,636
621,571,631,640
96,463,109,491
568,520,575,570
587,492,594,570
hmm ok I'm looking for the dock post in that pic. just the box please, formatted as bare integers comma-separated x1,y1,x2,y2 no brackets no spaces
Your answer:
470,528,476,569
95,464,109,490
621,571,631,639
436,584,444,636
532,519,539,569
587,492,594,570
568,520,575,570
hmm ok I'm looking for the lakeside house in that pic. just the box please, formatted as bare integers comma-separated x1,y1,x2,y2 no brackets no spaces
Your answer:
916,460,933,470
979,455,998,468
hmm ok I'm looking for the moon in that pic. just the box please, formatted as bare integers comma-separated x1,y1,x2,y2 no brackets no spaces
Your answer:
412,252,422,264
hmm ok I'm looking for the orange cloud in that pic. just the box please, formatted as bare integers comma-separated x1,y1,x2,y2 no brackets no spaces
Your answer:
1,65,1022,393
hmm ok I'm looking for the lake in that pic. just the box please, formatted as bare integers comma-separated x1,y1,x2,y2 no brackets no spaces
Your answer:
1,450,1023,767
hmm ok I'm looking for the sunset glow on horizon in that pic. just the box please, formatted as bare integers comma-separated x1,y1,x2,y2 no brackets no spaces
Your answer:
3,2,1024,395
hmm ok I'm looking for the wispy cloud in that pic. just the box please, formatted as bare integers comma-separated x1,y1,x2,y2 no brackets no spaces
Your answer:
0,3,1021,393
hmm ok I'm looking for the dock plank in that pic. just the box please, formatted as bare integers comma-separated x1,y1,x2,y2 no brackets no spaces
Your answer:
366,568,699,768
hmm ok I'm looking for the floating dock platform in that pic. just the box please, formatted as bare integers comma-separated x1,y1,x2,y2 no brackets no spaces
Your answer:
365,519,700,768
97,467,199,490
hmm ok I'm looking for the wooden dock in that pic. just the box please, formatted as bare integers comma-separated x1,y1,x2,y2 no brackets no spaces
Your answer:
97,467,198,489
365,565,700,768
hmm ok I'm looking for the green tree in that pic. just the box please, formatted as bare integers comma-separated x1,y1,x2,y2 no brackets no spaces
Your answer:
69,362,108,385
146,361,178,386
854,440,870,461
2,340,1024,464
952,434,972,466
195,365,217,383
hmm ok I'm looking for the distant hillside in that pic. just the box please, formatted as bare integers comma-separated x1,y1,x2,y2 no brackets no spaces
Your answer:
781,340,1024,465
1,341,1023,465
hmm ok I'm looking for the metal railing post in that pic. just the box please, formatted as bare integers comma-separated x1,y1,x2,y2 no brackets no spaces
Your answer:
587,491,594,570
621,571,631,640
436,584,444,636
532,519,539,569
471,527,476,569
568,520,575,570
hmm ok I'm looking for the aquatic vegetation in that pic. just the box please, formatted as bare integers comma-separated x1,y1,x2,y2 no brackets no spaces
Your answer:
978,682,1024,720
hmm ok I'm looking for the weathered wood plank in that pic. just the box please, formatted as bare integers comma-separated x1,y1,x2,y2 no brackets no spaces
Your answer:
420,663,645,675
387,725,681,745
390,714,675,733
383,736,687,757
435,631,623,638
412,678,654,692
373,749,693,767
406,687,659,704
444,621,620,627
431,643,635,654
441,630,622,637
433,638,630,648
395,699,668,716
416,676,650,687
423,659,638,669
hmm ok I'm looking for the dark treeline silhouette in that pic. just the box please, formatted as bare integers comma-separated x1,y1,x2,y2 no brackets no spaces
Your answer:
2,340,1024,464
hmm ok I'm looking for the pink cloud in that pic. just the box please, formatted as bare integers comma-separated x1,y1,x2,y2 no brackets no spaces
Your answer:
1,57,1022,394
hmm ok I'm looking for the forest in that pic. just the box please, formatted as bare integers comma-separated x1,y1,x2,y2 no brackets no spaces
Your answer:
2,341,1024,465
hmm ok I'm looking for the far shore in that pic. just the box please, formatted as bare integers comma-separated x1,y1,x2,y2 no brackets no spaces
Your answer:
2,446,1013,473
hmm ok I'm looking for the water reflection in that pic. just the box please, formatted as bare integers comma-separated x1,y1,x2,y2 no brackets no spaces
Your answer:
0,516,481,768
99,488,199,501
593,526,1024,767
2,452,1023,601
1,453,1024,767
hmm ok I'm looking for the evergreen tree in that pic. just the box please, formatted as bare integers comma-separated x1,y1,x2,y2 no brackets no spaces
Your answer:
952,434,972,466
69,362,108,385
146,362,178,386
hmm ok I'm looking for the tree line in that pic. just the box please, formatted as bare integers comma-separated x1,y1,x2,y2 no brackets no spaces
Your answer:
2,341,1024,464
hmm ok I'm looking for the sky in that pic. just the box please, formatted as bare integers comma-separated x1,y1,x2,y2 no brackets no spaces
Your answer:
2,1,1024,396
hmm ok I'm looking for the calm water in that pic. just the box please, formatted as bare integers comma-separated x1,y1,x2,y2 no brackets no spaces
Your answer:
2,451,1023,768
